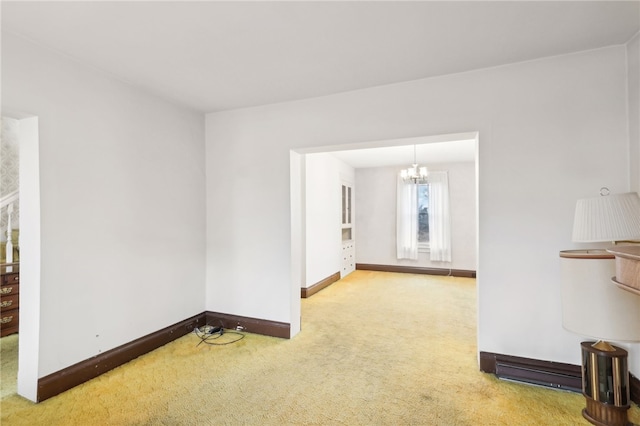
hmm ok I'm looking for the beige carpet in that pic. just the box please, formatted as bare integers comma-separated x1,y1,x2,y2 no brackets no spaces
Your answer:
1,271,639,425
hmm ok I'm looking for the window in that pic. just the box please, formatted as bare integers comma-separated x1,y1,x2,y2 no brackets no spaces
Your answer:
397,171,450,262
418,184,430,250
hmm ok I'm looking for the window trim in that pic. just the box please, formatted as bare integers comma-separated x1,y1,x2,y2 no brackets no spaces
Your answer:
418,242,430,253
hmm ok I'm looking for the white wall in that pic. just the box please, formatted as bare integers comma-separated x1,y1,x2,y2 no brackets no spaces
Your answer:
304,153,354,287
626,32,640,375
629,32,640,193
355,161,476,271
2,32,206,397
16,117,41,401
206,45,635,371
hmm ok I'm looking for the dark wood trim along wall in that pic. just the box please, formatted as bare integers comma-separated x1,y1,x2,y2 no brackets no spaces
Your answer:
37,313,207,402
356,263,476,278
301,271,341,298
480,351,640,405
205,312,290,339
300,265,477,300
37,311,290,402
34,318,639,406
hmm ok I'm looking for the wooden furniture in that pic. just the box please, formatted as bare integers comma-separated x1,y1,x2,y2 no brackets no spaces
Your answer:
606,245,640,296
560,249,640,426
1,263,19,337
558,250,639,341
580,341,630,426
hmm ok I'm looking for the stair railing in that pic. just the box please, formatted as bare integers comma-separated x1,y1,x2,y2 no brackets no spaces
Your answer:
1,190,19,264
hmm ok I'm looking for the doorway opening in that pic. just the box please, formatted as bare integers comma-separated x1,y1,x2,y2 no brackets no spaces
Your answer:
0,114,41,403
290,131,480,338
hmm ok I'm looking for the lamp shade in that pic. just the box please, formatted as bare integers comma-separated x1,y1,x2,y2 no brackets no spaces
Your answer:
560,250,640,341
572,192,640,243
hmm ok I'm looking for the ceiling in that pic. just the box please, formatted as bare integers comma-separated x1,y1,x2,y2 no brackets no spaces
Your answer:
2,1,638,115
328,138,476,168
2,1,638,168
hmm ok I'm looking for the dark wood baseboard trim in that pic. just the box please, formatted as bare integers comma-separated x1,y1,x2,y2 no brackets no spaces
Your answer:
356,263,476,278
479,351,498,374
480,351,640,405
37,313,207,402
205,311,290,339
301,271,341,298
36,311,291,402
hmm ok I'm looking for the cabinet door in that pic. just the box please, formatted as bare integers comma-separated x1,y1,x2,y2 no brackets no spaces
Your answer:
342,183,352,226
341,242,355,277
347,186,351,224
342,184,346,224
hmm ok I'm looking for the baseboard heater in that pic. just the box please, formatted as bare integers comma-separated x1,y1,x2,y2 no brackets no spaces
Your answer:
495,359,582,393
481,351,640,405
481,351,582,393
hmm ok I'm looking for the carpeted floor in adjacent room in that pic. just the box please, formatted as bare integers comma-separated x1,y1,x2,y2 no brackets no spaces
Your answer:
1,271,639,425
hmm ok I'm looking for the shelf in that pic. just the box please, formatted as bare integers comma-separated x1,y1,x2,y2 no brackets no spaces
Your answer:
607,246,640,295
611,277,640,296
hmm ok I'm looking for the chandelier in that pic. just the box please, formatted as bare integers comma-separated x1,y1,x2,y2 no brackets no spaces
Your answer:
400,145,428,184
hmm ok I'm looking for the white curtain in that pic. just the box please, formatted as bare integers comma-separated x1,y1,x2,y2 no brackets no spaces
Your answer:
396,174,418,260
428,171,452,262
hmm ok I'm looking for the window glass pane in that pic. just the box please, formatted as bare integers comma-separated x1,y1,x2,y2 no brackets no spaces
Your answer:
418,184,429,242
347,187,351,224
342,185,346,224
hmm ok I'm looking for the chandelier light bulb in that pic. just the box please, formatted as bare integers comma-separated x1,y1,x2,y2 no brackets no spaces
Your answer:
401,145,429,184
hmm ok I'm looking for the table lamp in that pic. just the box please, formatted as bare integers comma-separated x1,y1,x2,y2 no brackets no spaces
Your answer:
559,190,640,426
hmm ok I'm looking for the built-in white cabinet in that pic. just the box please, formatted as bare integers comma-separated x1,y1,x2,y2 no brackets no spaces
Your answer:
341,240,355,277
341,182,355,277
